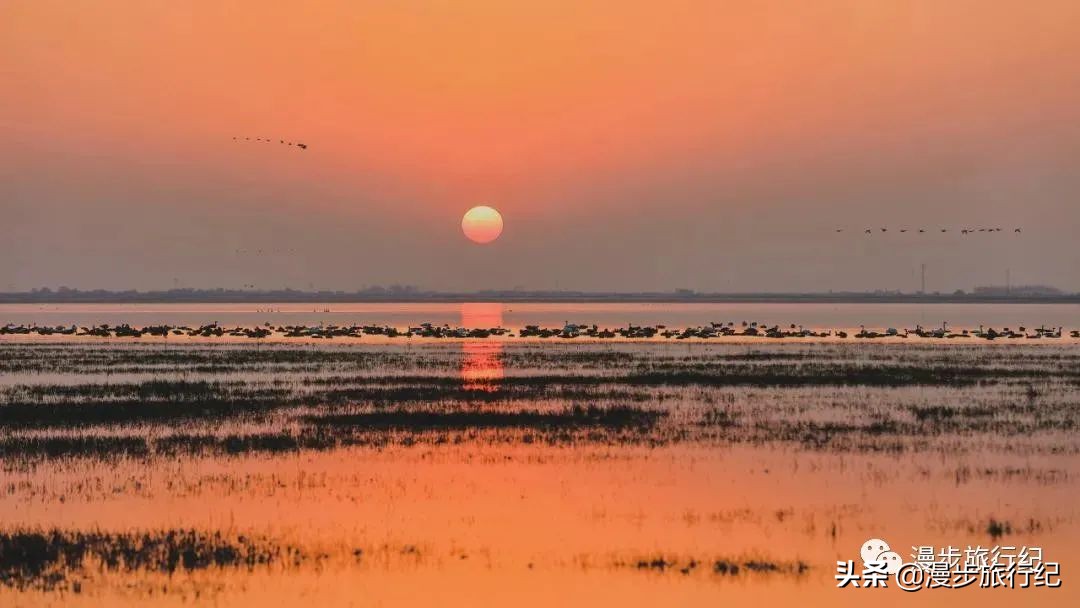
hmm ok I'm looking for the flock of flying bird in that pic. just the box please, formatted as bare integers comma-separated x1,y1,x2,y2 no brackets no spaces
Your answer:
840,227,1022,234
228,138,1028,240
233,136,308,150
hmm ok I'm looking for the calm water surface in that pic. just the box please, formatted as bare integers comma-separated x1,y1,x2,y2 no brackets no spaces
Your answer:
3,302,1079,330
0,318,1077,607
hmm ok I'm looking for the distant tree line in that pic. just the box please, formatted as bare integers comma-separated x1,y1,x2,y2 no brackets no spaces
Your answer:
1,286,1077,304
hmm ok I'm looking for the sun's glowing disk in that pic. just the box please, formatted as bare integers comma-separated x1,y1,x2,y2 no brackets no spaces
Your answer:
461,206,503,244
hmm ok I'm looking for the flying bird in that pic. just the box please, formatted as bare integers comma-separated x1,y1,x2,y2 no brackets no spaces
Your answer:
233,137,308,151
841,226,1024,236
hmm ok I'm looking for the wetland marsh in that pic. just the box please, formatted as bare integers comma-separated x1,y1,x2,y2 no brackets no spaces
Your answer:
1,304,1078,606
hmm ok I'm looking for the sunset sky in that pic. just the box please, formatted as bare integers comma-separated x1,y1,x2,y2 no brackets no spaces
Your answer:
3,0,1079,292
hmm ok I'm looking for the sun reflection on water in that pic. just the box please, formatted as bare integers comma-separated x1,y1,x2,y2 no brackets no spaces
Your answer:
460,303,504,390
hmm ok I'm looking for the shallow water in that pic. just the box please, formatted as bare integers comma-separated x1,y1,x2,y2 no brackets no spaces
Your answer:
3,301,1080,331
0,336,1077,606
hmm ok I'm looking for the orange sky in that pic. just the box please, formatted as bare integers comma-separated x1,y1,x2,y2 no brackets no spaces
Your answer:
3,1,1080,291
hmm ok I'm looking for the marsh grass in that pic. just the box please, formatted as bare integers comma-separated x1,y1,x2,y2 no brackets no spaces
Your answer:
0,341,1077,459
0,529,308,591
614,555,811,577
306,404,664,431
0,339,1076,605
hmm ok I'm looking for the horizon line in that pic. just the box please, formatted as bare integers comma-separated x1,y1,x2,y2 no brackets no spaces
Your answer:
1,286,1077,305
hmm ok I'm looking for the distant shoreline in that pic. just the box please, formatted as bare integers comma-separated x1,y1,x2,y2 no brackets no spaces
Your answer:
2,291,1078,305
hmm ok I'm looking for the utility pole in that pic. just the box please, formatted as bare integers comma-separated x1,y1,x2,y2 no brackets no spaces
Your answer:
1006,268,1011,295
920,263,926,294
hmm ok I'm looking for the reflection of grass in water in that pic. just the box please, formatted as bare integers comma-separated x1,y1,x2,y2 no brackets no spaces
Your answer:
0,344,427,374
306,405,663,431
0,381,654,428
0,341,1073,603
3,371,1073,430
0,436,149,459
0,393,285,428
0,529,309,591
615,555,810,577
5,341,1079,379
924,511,1060,540
909,404,996,422
0,527,813,595
0,406,667,459
987,518,1013,539
1,392,1076,458
1,341,1077,459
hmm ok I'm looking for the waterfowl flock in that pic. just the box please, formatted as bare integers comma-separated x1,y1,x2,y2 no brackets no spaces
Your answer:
844,227,1022,234
1,321,1075,341
233,136,308,150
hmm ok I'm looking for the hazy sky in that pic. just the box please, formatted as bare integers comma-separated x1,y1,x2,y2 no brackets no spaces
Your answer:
3,0,1079,292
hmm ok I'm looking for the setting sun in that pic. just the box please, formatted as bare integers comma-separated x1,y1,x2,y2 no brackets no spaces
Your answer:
461,205,503,244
